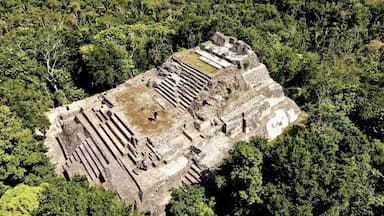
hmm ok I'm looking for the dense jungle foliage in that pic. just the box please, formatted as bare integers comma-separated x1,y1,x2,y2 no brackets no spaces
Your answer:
0,0,383,215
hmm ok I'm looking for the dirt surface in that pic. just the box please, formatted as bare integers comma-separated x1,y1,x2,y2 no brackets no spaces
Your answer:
112,84,175,135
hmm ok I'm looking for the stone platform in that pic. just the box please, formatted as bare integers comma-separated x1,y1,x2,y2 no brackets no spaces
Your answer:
44,32,301,215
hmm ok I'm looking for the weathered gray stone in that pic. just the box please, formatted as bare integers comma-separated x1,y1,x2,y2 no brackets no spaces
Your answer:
44,33,301,215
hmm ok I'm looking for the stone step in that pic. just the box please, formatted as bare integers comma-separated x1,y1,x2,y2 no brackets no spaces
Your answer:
184,61,212,81
191,163,201,173
179,96,190,109
83,140,105,175
178,61,212,84
179,70,206,90
72,149,80,161
158,82,177,100
163,77,177,87
147,152,154,162
85,138,108,167
195,48,232,68
199,55,223,69
181,177,189,185
114,113,135,136
179,88,197,104
178,83,198,99
98,109,110,120
110,115,134,143
76,112,112,164
126,150,138,165
183,175,194,184
68,155,74,163
179,89,199,105
65,156,74,167
101,95,115,108
160,79,177,94
178,90,193,102
179,80,201,97
179,79,205,99
65,160,71,168
100,123,126,156
160,76,177,89
174,57,212,82
155,87,177,107
188,167,200,180
55,136,69,160
94,111,105,122
176,107,185,113
128,143,139,157
75,147,97,181
79,144,100,178
105,121,130,149
178,90,194,104
178,99,188,110
83,112,107,141
145,142,162,161
92,118,122,161
185,172,199,184
180,74,205,90
106,121,137,156
113,114,140,149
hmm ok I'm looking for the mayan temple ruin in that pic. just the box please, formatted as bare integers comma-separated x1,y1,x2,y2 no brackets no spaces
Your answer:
44,32,301,214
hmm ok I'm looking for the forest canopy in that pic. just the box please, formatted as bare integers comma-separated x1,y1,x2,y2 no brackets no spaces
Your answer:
0,0,383,215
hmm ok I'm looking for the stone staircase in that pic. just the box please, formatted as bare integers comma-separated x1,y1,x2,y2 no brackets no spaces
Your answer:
155,58,212,111
181,162,202,185
61,105,164,185
155,75,179,108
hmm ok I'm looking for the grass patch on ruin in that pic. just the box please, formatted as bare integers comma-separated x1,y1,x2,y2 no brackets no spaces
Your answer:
176,50,218,74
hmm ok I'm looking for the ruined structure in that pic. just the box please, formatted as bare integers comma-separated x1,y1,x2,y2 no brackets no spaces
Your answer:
44,33,301,214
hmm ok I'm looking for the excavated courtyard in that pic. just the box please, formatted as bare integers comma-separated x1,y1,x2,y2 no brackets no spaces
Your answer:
112,82,176,135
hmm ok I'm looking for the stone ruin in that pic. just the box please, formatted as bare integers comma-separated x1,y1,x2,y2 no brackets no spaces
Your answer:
44,32,301,215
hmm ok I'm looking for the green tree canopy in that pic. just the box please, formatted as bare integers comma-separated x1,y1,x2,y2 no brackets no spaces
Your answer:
0,105,54,188
35,176,132,216
0,184,42,216
167,185,215,216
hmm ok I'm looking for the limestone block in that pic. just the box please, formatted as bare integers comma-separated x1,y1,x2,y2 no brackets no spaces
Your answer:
241,63,270,87
287,108,299,123
211,32,228,46
266,109,290,140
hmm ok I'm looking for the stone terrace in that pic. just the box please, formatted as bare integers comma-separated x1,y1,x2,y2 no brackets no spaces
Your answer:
44,32,301,215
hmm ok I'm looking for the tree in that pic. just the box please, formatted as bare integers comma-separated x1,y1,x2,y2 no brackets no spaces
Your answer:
167,185,215,216
260,113,384,216
126,23,174,70
38,28,86,105
173,14,213,49
215,139,265,215
35,177,133,216
0,184,42,216
0,105,54,187
80,43,133,91
38,29,66,93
